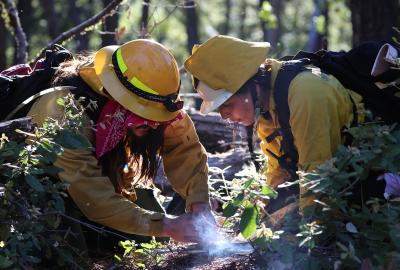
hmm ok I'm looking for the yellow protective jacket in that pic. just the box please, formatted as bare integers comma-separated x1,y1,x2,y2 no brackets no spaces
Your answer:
258,59,364,202
27,88,209,236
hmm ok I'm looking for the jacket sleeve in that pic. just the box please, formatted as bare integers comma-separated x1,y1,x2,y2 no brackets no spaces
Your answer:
161,111,209,211
27,90,165,236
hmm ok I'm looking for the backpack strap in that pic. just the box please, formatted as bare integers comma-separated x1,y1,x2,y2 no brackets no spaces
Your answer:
265,59,310,213
4,86,76,121
272,59,311,180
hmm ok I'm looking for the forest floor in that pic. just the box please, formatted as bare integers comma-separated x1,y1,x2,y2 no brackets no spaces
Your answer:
89,241,263,270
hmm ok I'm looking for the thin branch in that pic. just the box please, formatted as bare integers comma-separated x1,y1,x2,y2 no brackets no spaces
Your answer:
34,0,124,62
1,0,28,63
148,4,179,35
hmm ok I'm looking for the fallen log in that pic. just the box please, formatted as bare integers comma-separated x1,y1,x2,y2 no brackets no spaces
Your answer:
187,108,249,153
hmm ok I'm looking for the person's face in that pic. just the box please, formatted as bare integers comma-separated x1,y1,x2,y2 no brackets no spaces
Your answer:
129,125,157,137
218,90,255,126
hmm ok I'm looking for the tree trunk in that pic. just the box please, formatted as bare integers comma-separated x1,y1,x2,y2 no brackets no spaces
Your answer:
139,0,150,37
3,0,28,64
221,0,231,34
305,0,328,51
0,12,7,69
41,0,57,39
238,0,247,39
350,0,399,46
184,0,201,109
184,0,199,54
259,0,282,49
68,0,90,52
101,0,119,46
16,0,33,42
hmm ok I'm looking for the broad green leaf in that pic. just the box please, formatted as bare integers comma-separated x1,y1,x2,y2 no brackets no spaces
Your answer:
140,243,154,249
56,98,65,106
260,185,278,199
54,130,92,149
25,175,45,192
222,203,239,218
240,204,258,239
243,179,254,189
253,236,269,248
54,197,65,212
42,166,63,174
233,192,245,206
123,246,133,256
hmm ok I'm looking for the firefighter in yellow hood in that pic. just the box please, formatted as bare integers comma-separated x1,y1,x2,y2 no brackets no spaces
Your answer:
184,35,364,212
27,39,213,247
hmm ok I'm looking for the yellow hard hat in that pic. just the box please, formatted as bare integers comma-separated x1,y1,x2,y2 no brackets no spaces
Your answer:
93,39,182,121
184,35,270,114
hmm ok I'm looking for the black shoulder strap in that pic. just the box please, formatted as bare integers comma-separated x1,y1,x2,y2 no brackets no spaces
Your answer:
265,59,311,214
273,59,310,180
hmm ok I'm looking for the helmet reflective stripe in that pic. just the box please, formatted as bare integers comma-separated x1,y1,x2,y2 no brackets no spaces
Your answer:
115,48,160,95
130,77,159,95
116,48,128,73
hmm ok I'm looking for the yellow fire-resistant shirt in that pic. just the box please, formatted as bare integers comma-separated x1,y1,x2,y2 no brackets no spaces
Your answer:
27,88,209,236
258,59,364,207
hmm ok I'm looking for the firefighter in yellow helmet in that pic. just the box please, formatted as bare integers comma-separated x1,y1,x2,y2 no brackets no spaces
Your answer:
26,39,214,249
184,35,364,212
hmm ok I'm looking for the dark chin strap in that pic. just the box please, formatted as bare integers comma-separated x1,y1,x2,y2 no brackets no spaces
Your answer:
246,86,261,171
111,51,184,112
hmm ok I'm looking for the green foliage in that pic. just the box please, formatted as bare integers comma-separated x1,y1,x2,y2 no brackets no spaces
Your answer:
259,1,277,29
297,123,400,268
212,173,277,240
239,203,258,239
314,15,326,34
213,122,400,269
0,95,92,269
117,238,165,269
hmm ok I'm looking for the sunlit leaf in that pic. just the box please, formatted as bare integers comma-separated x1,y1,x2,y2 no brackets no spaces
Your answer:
56,98,65,106
240,204,258,239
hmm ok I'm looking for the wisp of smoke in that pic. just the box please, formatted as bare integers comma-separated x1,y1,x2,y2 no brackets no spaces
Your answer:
193,214,253,256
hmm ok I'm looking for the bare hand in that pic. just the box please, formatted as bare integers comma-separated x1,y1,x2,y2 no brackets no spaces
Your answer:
162,213,201,243
162,202,218,243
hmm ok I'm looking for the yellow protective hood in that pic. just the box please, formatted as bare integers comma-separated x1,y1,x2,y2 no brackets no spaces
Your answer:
184,35,270,92
78,60,110,98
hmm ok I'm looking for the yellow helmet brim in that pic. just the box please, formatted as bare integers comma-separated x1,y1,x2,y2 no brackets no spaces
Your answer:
94,45,180,122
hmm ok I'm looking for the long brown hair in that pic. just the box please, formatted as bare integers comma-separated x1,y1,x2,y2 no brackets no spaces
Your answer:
52,54,165,192
100,126,165,192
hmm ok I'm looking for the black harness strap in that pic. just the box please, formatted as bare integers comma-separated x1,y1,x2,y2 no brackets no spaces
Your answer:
272,59,310,180
264,59,312,213
111,51,183,112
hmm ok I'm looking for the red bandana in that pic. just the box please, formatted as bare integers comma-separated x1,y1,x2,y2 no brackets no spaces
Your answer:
95,100,183,159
